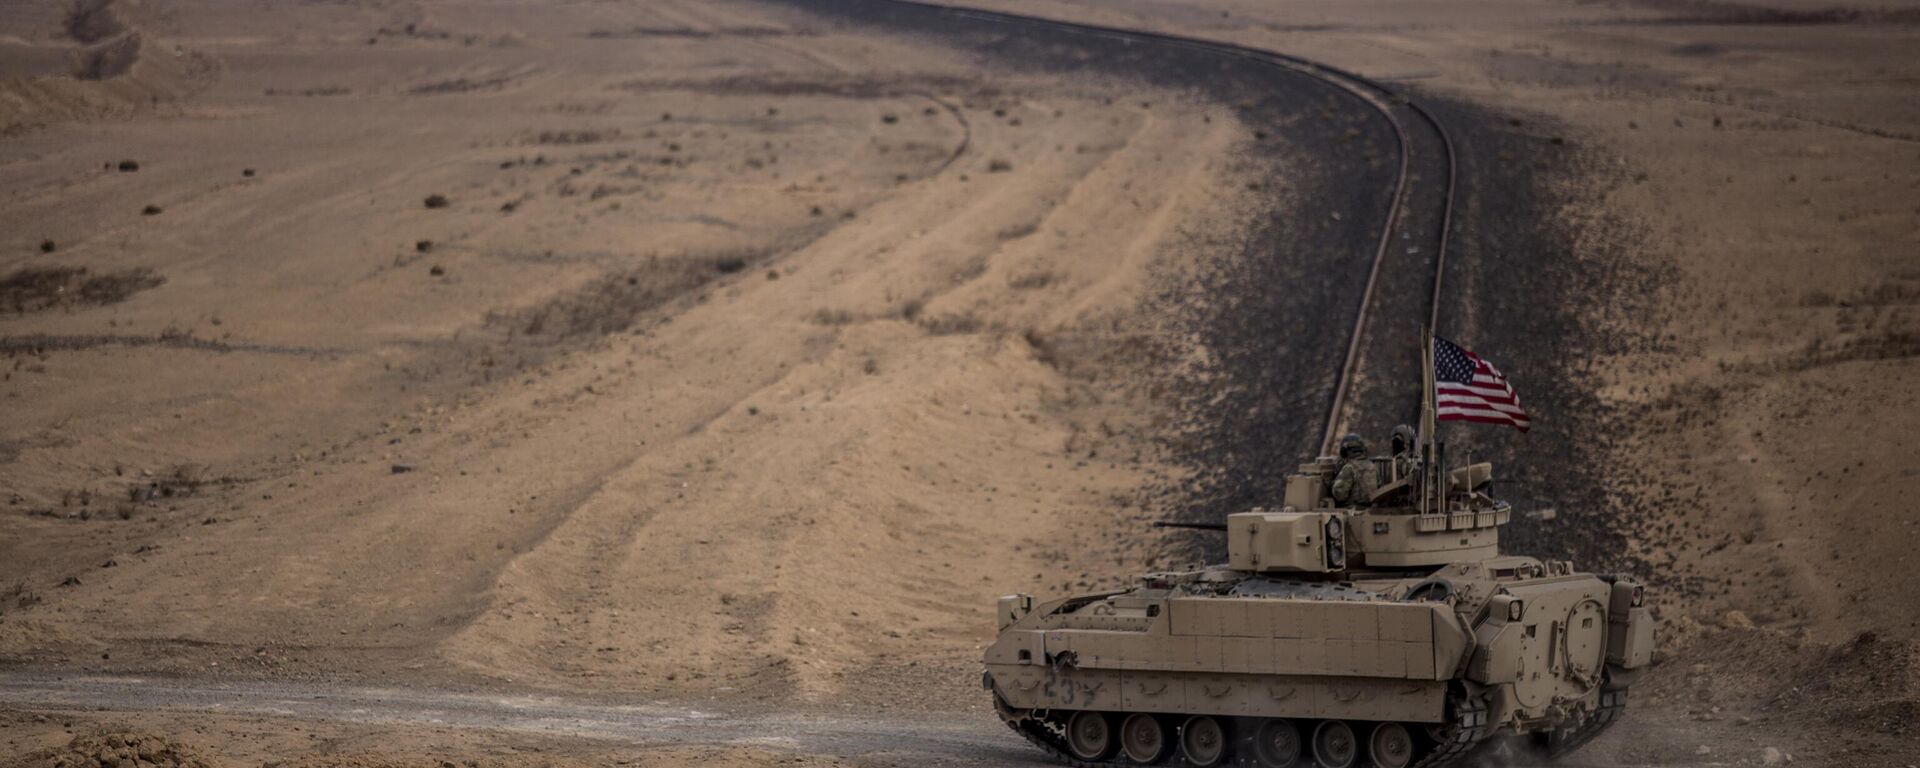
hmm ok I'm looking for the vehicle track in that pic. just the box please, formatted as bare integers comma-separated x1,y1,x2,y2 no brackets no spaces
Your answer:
767,11,1649,768
835,4,1475,768
838,0,1459,457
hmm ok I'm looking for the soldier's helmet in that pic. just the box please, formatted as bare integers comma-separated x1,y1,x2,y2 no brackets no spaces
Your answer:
1338,433,1367,459
1391,424,1417,454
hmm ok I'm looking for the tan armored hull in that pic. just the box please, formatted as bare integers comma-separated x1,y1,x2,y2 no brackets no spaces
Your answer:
983,462,1656,768
988,596,1467,722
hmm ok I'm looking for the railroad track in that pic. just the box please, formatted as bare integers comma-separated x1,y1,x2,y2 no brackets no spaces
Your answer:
839,0,1460,459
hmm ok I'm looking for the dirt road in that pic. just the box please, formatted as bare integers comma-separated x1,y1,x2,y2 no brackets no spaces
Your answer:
0,672,1767,768
0,673,1023,764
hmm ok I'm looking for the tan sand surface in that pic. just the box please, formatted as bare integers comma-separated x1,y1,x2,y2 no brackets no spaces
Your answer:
4,0,1917,765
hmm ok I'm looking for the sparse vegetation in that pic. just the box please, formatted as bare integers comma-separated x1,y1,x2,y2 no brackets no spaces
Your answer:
1022,327,1061,369
812,308,856,325
950,259,987,284
3,581,41,613
530,129,619,145
996,222,1039,241
490,250,774,340
919,312,983,336
125,463,223,504
2,266,164,313
1008,271,1058,290
410,75,514,94
898,298,925,321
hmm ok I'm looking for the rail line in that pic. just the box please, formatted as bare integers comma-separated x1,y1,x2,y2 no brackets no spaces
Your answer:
863,0,1459,458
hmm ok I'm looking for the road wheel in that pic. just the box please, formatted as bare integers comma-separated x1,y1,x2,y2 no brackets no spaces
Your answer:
1312,720,1359,768
1120,713,1173,764
1066,711,1116,761
1180,715,1229,767
1250,718,1303,768
1368,722,1415,768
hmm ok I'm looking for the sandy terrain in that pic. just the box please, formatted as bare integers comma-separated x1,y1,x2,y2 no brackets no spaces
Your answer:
3,0,1917,766
3,0,1244,761
1,0,1254,696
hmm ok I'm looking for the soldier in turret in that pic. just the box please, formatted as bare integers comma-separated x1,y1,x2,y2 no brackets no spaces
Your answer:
1389,424,1419,482
1329,433,1374,507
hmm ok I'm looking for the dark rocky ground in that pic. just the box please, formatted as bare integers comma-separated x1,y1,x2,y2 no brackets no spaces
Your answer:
779,2,1668,578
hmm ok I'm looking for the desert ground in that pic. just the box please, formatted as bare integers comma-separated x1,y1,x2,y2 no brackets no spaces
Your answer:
2,0,1917,766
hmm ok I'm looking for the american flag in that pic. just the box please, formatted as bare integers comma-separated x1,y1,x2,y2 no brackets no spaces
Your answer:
1434,336,1529,432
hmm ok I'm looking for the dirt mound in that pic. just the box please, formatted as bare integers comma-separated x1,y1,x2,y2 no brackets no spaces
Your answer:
5,732,212,768
0,0,216,134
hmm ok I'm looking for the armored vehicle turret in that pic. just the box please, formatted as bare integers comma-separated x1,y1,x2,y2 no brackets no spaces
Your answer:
983,449,1654,768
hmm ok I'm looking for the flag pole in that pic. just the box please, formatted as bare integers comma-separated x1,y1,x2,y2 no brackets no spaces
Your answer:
1420,326,1436,514
1420,326,1437,446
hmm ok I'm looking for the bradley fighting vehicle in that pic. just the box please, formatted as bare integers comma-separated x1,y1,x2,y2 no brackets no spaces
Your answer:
983,448,1655,768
